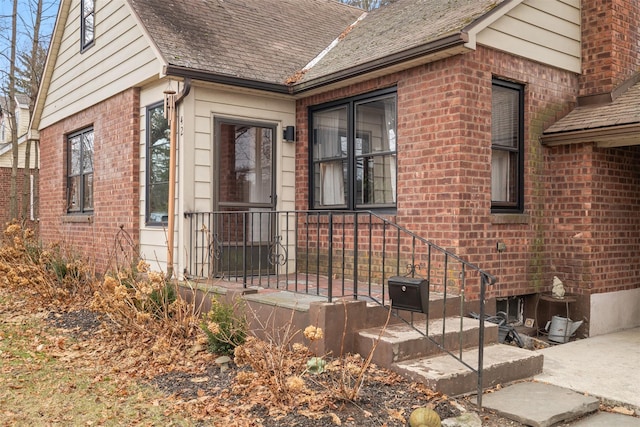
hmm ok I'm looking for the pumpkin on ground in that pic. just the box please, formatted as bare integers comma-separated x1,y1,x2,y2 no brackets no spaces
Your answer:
408,407,441,427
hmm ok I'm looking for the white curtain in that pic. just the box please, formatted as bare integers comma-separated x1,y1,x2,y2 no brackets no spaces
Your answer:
491,150,509,201
317,110,345,206
384,101,397,203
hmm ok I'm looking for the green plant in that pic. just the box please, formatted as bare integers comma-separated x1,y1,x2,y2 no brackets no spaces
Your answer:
201,296,247,355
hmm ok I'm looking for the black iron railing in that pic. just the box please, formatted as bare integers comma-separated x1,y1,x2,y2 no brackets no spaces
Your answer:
184,210,496,406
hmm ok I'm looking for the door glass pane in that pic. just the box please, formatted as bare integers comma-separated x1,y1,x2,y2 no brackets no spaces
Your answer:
219,123,273,205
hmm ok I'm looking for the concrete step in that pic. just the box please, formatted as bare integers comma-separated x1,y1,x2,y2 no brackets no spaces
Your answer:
362,292,464,329
391,343,544,397
356,317,499,367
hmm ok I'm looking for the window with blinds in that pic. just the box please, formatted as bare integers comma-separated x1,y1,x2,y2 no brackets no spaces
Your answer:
491,79,524,213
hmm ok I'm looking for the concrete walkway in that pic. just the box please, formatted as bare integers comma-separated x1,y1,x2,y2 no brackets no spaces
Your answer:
535,327,640,410
481,327,640,426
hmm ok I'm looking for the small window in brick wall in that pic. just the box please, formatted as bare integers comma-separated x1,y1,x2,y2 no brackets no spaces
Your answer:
67,127,94,213
491,79,524,213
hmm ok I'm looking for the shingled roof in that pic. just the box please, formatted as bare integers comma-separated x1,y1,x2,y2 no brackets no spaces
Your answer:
127,0,363,86
294,0,507,88
542,78,640,147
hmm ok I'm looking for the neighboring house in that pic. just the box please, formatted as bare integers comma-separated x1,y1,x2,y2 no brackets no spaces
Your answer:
31,0,639,338
0,94,38,222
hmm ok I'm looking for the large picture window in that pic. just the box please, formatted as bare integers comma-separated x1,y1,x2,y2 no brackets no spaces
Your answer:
310,88,397,210
491,79,524,213
67,127,94,213
146,102,170,225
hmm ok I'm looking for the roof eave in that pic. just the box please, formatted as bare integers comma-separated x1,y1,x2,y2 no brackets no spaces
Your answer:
291,32,469,94
30,0,72,132
541,123,640,148
164,65,293,95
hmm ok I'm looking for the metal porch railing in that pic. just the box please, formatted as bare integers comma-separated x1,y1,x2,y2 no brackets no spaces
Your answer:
184,210,496,406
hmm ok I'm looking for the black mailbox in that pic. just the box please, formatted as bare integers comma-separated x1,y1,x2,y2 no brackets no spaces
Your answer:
388,276,430,313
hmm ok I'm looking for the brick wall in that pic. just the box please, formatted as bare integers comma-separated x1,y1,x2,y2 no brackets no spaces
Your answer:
39,88,140,274
581,0,640,96
545,144,640,295
0,166,37,225
296,45,578,300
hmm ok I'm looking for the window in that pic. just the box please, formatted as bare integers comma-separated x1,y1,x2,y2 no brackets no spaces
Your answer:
67,128,94,213
310,88,397,210
491,79,524,213
146,102,170,225
81,0,95,51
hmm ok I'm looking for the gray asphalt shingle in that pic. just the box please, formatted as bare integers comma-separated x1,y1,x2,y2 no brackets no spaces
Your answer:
545,80,640,134
127,0,364,84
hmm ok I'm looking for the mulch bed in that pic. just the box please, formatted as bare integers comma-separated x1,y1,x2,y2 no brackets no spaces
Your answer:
44,309,524,427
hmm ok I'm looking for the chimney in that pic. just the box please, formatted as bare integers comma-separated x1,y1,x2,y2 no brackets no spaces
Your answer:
580,0,640,102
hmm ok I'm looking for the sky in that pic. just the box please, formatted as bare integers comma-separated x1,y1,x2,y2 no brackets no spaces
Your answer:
0,0,60,91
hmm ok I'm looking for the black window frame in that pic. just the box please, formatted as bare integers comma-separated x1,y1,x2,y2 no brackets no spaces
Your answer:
145,101,170,226
491,78,524,214
80,0,95,52
308,87,398,212
67,127,94,214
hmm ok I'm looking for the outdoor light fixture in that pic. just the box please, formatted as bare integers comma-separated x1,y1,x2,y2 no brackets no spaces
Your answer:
283,125,295,142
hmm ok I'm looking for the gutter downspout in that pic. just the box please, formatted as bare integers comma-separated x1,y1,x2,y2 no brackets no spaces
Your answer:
164,78,191,280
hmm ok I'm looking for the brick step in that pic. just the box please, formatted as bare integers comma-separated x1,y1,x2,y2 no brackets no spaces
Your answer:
391,344,544,397
356,316,499,367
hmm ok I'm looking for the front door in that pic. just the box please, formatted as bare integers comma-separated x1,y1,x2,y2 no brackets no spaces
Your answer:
215,119,276,277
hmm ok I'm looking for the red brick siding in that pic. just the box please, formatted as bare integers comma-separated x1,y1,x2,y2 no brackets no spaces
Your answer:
581,0,640,96
545,144,640,295
39,88,140,273
0,166,38,226
296,46,578,300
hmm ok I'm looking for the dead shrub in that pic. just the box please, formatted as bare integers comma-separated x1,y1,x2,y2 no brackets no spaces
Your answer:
90,259,208,364
231,309,325,413
0,222,94,305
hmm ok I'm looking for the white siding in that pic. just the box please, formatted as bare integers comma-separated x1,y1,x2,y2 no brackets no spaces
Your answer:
39,0,161,129
476,0,581,73
0,105,30,145
138,82,297,277
0,142,39,169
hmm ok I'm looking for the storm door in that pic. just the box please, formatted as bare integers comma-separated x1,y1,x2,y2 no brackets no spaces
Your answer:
215,119,276,277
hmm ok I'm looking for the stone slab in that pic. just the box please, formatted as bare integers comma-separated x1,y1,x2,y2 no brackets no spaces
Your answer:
569,412,640,426
482,382,599,427
243,290,326,311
